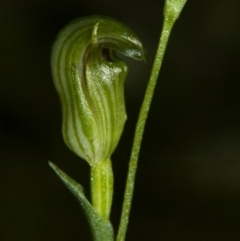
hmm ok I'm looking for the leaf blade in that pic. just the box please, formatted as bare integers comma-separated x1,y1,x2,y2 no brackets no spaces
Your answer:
49,162,114,241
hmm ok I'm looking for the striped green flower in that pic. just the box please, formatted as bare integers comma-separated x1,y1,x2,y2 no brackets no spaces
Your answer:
51,16,145,166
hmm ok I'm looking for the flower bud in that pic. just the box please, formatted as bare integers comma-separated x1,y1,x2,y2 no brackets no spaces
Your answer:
51,16,146,166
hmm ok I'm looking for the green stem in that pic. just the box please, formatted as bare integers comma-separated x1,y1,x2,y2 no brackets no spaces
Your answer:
91,158,113,220
116,1,187,240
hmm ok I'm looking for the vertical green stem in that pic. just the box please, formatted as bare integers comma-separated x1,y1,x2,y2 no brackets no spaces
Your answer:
91,158,113,220
116,0,187,240
116,20,173,241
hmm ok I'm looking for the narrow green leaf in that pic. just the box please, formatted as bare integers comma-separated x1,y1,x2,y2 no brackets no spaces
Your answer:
49,162,114,241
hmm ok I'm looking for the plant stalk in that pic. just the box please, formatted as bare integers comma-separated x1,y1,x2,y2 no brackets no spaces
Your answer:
116,0,187,238
91,158,113,220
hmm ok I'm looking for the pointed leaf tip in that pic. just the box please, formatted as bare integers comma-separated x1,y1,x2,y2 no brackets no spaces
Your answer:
49,162,114,241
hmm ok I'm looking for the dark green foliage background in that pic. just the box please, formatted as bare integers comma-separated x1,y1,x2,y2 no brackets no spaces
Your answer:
1,0,240,240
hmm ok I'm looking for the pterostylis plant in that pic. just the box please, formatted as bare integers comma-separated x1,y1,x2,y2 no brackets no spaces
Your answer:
50,0,187,240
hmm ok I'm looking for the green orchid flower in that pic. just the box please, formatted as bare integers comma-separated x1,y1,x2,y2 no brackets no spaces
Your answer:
51,16,145,166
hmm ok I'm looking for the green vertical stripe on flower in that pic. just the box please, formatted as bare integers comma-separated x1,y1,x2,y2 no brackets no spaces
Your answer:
51,15,146,166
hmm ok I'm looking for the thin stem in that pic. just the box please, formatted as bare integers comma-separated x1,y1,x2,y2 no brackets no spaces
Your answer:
91,158,113,220
116,10,181,241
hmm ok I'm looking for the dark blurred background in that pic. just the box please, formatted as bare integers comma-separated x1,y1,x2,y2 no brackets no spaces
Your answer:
1,0,240,240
